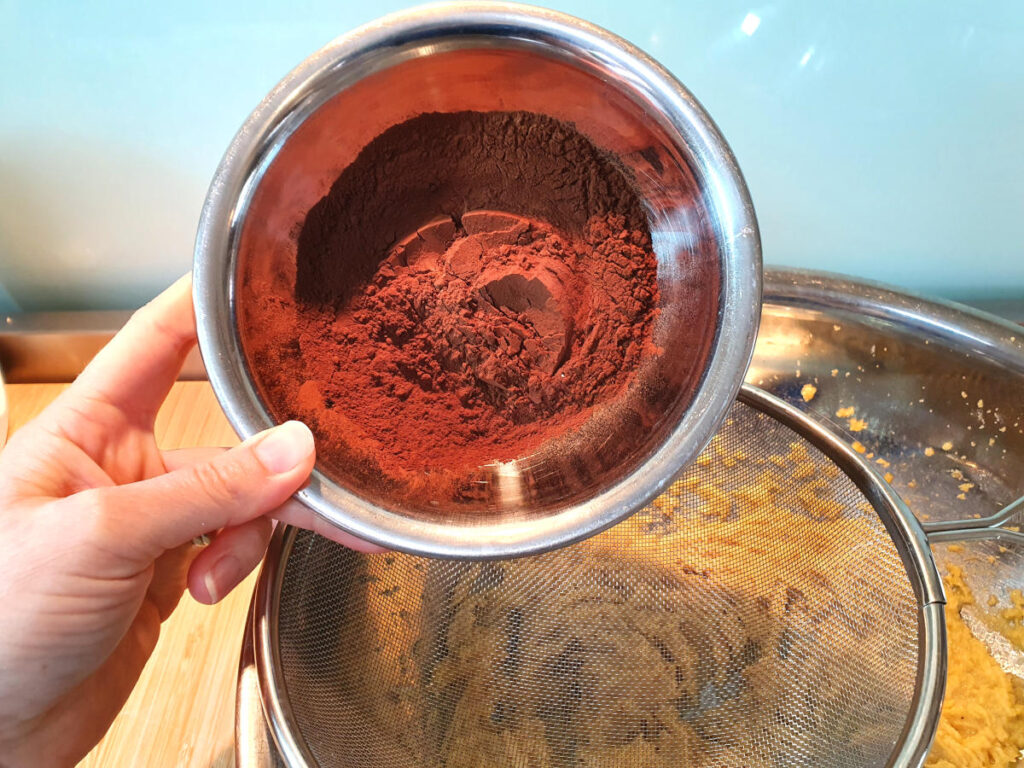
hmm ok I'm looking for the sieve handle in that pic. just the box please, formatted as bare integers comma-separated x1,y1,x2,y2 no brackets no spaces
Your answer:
921,495,1024,545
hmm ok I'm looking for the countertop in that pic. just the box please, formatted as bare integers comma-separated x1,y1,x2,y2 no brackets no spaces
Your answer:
6,381,250,768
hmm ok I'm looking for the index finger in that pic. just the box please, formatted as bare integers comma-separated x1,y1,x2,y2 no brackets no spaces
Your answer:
61,273,196,423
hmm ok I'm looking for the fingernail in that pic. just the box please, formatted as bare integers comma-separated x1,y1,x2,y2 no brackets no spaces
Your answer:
203,554,242,604
253,421,314,474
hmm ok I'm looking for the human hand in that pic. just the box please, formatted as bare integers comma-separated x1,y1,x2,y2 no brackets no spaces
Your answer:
0,275,379,767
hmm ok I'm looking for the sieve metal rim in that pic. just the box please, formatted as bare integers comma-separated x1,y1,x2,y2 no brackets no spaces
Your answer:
192,0,762,559
736,386,947,768
252,383,948,768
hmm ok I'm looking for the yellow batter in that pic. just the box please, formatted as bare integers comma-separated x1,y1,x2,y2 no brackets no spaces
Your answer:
925,566,1024,768
996,587,1024,650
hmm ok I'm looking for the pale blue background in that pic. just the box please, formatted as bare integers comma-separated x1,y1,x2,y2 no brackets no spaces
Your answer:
1,1,1021,312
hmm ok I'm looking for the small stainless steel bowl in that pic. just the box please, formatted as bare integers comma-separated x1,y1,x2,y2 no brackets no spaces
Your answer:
193,2,761,558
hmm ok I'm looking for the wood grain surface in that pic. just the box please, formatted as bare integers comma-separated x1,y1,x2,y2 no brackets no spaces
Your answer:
5,381,250,768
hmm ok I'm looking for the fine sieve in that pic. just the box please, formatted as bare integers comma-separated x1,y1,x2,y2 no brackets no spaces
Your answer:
250,385,972,768
193,2,761,558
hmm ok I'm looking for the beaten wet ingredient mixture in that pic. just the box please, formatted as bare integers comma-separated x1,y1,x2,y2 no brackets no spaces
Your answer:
925,566,1024,768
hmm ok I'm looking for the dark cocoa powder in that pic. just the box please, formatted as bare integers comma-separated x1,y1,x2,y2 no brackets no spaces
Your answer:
241,110,660,488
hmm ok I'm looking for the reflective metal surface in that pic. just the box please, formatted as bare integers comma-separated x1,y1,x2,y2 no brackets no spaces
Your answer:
235,266,1024,767
959,604,1024,680
755,269,1024,624
758,268,1024,689
237,598,286,768
193,2,761,559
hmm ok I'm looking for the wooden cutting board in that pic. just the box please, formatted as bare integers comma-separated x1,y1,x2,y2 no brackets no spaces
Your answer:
6,381,250,768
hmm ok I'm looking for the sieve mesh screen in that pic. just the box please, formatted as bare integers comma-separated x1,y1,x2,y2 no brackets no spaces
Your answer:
274,400,921,767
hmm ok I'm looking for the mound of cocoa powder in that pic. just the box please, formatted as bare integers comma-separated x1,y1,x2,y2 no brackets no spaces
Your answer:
239,110,660,490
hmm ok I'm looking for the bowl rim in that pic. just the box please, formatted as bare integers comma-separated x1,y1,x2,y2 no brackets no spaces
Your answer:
193,0,762,559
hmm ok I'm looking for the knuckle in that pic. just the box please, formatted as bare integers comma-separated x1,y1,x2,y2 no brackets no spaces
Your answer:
126,304,149,326
243,517,274,548
73,487,121,543
127,299,190,352
77,486,111,518
125,303,158,337
188,457,253,508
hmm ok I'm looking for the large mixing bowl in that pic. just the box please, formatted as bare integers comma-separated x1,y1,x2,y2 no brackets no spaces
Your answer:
193,2,761,558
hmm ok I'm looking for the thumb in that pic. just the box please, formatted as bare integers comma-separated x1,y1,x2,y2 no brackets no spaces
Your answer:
95,420,315,558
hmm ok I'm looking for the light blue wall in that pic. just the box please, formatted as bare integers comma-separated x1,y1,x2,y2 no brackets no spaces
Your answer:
1,1,1021,312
